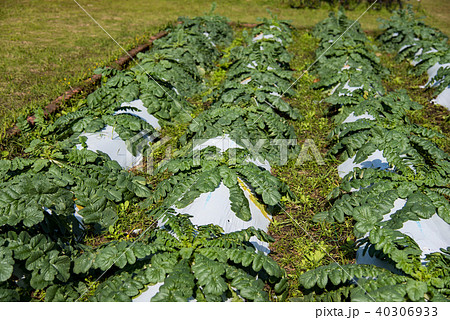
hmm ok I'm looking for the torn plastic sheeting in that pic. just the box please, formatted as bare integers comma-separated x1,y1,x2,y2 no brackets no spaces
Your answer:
421,62,450,88
338,148,417,179
339,80,364,95
411,47,438,66
133,282,164,302
338,147,447,271
132,135,274,302
356,198,450,270
269,25,281,31
338,150,389,178
432,85,450,111
79,99,161,169
192,134,242,152
269,92,281,97
43,205,84,226
423,48,438,55
73,204,84,227
400,154,417,174
397,214,450,258
341,65,351,70
398,44,413,53
329,83,340,95
252,33,264,41
172,181,272,254
246,60,258,69
80,125,143,169
411,47,423,66
118,99,161,130
340,60,357,71
171,136,273,254
341,111,375,124
133,278,236,302
252,33,282,44
202,31,218,47
329,81,364,96
337,149,414,179
398,39,418,54
192,135,271,171
240,77,252,85
355,200,406,274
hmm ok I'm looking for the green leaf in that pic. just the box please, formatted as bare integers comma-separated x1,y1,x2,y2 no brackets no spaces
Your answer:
219,166,237,188
32,159,49,173
22,205,45,227
145,266,166,283
251,253,264,272
406,280,427,301
203,275,227,296
30,271,50,290
262,188,281,206
129,178,152,198
241,251,254,267
49,256,71,282
407,192,435,219
196,170,221,193
94,246,117,271
262,257,282,278
73,252,94,274
274,277,288,294
85,118,105,132
229,185,251,221
0,247,14,282
299,269,321,289
179,247,193,260
0,261,13,282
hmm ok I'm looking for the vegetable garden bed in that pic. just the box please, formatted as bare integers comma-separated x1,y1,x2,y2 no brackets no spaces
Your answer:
0,7,449,302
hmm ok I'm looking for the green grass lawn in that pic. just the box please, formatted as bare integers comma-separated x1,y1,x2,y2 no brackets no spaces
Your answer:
1,0,448,137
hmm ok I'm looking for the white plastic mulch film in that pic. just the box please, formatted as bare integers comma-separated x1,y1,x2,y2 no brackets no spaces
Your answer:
336,96,450,272
434,85,450,109
79,99,160,169
134,136,274,302
407,47,450,110
172,181,272,253
337,113,386,178
132,283,164,303
356,200,450,273
170,135,273,254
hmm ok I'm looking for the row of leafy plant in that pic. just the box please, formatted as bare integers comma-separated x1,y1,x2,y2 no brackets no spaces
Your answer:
179,17,302,162
155,15,308,225
296,10,450,302
378,6,450,97
284,0,404,10
34,14,237,157
133,14,309,300
0,13,293,301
